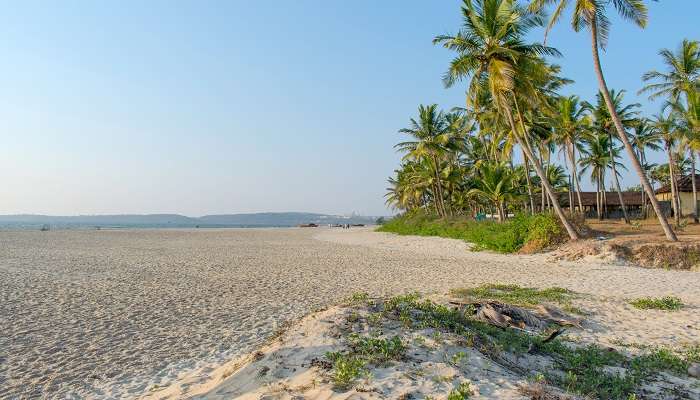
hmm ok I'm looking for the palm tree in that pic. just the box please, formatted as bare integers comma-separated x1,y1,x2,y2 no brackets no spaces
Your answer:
551,95,587,212
641,39,700,223
584,89,640,223
385,161,433,212
579,131,624,220
395,104,450,217
630,118,662,217
640,39,700,103
671,93,700,223
434,0,580,240
651,112,682,225
579,132,611,220
529,0,678,241
468,162,519,221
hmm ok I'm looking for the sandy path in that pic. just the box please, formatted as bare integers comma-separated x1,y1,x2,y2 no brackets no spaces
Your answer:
0,227,698,399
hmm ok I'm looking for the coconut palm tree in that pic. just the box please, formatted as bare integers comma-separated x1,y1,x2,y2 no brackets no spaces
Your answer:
528,0,678,241
631,118,662,217
579,131,624,220
641,39,700,223
385,161,433,212
579,132,611,220
550,95,588,212
670,93,700,223
434,0,580,240
468,162,519,221
639,39,700,103
584,89,640,223
395,104,451,217
651,112,683,225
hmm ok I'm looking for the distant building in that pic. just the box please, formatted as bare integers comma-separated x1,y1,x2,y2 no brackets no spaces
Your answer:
655,175,700,216
537,191,658,219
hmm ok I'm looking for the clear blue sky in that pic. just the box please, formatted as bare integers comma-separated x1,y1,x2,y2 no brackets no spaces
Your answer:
1,1,697,216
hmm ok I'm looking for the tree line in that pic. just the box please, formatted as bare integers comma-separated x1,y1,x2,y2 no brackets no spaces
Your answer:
386,0,699,242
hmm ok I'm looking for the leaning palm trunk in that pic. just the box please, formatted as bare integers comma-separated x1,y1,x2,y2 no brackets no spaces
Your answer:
566,141,584,212
506,102,579,240
589,16,677,241
608,132,630,223
693,151,699,223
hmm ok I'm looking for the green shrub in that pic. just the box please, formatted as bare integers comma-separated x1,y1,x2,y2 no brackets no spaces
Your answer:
326,352,365,390
452,284,574,307
347,334,405,364
377,211,567,253
629,296,683,311
447,381,473,399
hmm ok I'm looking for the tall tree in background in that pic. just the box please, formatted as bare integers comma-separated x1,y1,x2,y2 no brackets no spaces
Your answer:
651,112,682,225
584,89,639,223
529,0,678,240
631,119,662,217
551,95,587,213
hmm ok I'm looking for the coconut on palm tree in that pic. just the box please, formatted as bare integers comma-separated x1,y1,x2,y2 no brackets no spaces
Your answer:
529,0,678,241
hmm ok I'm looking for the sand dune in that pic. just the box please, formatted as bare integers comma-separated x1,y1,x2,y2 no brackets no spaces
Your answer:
1,227,698,399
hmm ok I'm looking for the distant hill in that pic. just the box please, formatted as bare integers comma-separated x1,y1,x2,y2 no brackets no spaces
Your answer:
0,212,378,229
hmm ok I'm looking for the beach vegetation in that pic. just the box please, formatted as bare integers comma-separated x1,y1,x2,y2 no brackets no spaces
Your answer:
325,351,366,390
347,333,406,364
324,333,406,390
451,284,575,307
347,291,369,305
629,296,683,310
379,292,694,399
377,210,568,253
447,381,473,399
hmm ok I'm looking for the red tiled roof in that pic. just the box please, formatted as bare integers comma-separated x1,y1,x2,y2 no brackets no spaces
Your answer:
655,175,700,194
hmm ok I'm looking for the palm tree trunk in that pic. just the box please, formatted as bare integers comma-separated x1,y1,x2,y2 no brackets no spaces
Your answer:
430,156,446,217
568,175,574,213
667,144,680,225
541,183,546,212
589,16,677,241
640,150,647,218
567,140,584,212
608,132,630,223
596,175,602,220
693,151,699,223
602,178,608,219
506,101,579,240
523,150,535,213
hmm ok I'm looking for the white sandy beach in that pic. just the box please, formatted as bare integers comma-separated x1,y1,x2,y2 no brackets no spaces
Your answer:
1,227,699,399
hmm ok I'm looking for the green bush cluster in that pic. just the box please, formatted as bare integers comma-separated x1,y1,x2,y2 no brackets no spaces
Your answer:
325,334,406,389
451,284,575,307
629,296,683,310
377,211,566,253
